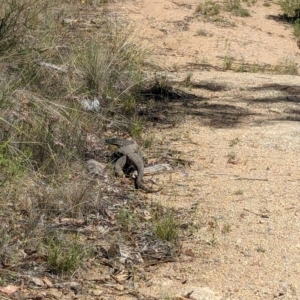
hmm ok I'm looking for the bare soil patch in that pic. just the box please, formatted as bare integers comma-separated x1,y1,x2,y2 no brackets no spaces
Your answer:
112,0,300,71
136,72,300,299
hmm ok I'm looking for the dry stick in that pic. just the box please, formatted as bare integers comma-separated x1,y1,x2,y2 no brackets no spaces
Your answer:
200,173,269,181
230,177,269,181
200,173,231,176
243,208,269,218
143,258,176,268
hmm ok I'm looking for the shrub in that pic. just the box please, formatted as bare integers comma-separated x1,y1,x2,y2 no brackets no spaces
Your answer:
280,0,300,18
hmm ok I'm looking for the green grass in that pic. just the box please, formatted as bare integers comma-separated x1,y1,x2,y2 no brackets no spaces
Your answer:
273,58,299,75
45,234,86,274
152,214,179,242
195,0,250,18
224,0,251,16
229,137,239,147
280,0,300,18
195,1,221,16
234,189,243,195
223,56,234,70
118,207,133,232
294,19,300,37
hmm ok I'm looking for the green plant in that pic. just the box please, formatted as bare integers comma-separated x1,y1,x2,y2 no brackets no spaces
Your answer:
229,137,239,147
182,73,193,88
236,7,251,16
0,0,49,53
280,0,300,18
118,207,133,231
263,2,271,7
273,58,298,75
195,1,221,16
120,95,136,115
45,234,85,274
227,151,236,160
78,24,145,98
221,223,231,234
236,64,248,72
130,117,143,137
294,19,300,36
172,63,180,71
234,189,243,195
196,29,211,36
207,233,217,246
256,245,266,253
223,56,234,70
0,142,30,180
224,0,251,16
153,214,178,242
143,135,155,149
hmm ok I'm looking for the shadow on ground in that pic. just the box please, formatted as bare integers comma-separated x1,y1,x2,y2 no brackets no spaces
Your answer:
139,80,300,128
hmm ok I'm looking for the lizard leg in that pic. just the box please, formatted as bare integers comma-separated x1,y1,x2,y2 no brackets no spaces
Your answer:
114,155,127,177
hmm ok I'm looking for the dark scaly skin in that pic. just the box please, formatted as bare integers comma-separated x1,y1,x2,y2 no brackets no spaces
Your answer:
106,138,162,193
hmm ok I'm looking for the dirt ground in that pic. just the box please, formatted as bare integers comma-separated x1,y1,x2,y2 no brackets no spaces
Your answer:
106,0,300,299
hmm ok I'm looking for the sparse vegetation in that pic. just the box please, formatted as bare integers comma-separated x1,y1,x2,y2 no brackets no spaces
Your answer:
196,28,212,36
273,58,299,75
118,207,133,232
195,0,250,18
234,189,243,195
256,245,266,253
195,1,221,16
280,0,300,19
222,223,232,233
44,234,86,274
293,19,300,36
227,151,236,160
224,0,251,16
143,134,155,148
223,56,234,70
280,0,300,37
0,0,185,294
152,214,179,242
1,0,300,297
263,2,271,7
207,233,218,246
229,137,239,147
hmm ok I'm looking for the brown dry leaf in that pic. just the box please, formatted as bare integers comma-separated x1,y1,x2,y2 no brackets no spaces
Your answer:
48,288,63,299
227,159,242,165
184,249,195,257
42,277,53,288
0,285,19,295
112,284,125,291
30,277,44,287
114,273,129,283
90,288,103,296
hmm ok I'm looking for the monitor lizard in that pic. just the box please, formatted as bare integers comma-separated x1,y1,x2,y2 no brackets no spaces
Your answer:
105,137,162,193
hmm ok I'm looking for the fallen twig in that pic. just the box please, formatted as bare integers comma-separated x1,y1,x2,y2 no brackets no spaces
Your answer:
244,208,269,218
230,177,268,181
143,258,176,268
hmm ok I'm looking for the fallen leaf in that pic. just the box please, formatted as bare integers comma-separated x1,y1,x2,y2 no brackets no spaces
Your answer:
0,285,19,295
90,288,103,296
184,249,195,257
42,277,53,287
31,277,44,287
48,288,63,299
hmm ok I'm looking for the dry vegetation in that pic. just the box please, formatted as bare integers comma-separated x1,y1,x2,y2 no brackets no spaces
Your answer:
1,0,300,299
0,0,188,298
